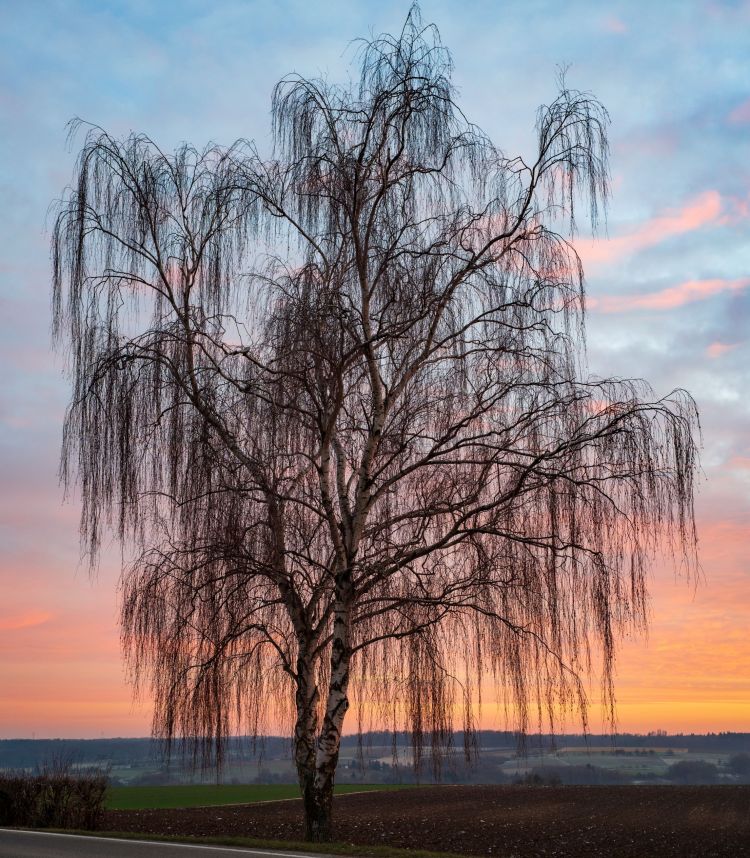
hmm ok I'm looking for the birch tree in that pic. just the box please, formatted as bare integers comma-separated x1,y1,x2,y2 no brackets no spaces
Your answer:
52,9,698,841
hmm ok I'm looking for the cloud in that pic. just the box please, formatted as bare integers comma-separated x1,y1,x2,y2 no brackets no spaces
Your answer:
579,191,723,267
728,98,750,124
720,192,750,225
591,277,750,313
0,611,52,631
602,15,628,34
706,342,739,358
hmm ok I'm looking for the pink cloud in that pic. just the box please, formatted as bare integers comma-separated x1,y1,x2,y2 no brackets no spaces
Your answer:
591,277,750,313
728,98,750,125
602,15,628,34
578,191,723,267
727,456,750,470
706,342,739,358
0,611,52,631
615,129,680,160
719,192,750,225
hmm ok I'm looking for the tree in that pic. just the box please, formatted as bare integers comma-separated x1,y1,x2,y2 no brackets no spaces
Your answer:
728,752,750,777
52,9,698,841
666,760,718,784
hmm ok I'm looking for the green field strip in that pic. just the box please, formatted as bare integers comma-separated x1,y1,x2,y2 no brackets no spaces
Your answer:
107,782,404,810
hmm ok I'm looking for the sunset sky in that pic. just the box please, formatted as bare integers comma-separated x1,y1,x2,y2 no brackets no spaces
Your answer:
1,0,748,739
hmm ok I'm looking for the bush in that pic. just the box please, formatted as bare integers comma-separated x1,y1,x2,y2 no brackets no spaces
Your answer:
513,769,562,786
555,764,630,785
728,753,750,777
0,786,12,824
665,760,718,784
515,764,629,786
0,767,108,829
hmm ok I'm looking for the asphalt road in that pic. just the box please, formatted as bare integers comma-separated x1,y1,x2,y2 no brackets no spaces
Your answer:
0,830,343,858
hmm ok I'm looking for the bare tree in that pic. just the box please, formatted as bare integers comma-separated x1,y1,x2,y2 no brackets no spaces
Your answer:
52,9,698,841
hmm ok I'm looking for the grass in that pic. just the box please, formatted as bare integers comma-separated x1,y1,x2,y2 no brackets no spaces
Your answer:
107,782,403,810
44,829,464,858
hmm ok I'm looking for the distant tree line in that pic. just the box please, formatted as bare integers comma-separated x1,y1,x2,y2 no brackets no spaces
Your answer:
3,733,749,771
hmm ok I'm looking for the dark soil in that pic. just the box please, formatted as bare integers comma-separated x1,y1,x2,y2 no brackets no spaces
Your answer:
103,785,750,857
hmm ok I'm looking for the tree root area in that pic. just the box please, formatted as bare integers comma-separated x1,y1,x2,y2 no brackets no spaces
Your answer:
103,784,750,857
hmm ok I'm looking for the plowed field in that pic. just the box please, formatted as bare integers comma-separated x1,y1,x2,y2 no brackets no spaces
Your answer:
103,784,750,857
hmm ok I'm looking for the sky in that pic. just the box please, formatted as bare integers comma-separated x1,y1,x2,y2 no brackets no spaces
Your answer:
0,0,748,739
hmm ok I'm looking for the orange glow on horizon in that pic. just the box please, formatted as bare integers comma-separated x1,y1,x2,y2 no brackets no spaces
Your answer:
2,515,748,739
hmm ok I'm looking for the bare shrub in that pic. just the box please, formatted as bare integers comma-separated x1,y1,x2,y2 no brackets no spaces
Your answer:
0,766,108,829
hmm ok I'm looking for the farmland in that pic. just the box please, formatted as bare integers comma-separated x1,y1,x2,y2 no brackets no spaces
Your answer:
101,784,750,857
106,782,401,810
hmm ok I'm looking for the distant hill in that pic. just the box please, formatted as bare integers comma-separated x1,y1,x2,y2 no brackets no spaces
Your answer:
2,731,748,771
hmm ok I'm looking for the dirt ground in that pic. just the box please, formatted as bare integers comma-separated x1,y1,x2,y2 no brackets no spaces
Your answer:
103,784,750,858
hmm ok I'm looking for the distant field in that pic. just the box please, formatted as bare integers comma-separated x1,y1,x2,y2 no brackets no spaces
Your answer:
558,746,689,754
107,782,400,810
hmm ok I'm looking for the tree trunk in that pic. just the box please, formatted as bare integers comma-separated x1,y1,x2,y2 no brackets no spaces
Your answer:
294,650,324,839
295,704,340,842
301,768,335,841
294,597,351,842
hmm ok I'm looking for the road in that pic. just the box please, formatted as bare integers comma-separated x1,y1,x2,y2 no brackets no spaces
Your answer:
0,830,344,858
